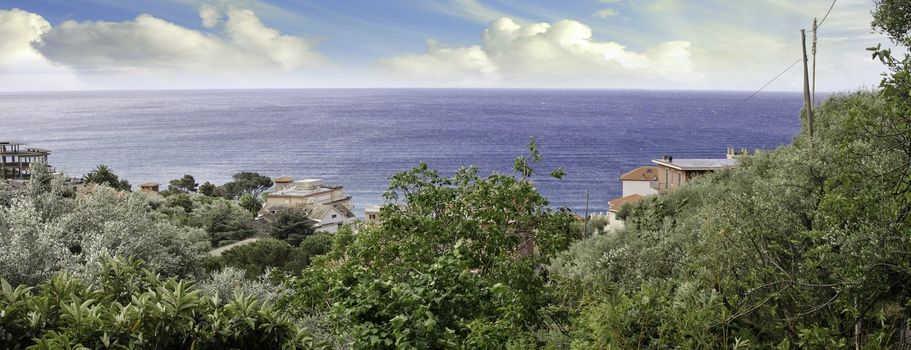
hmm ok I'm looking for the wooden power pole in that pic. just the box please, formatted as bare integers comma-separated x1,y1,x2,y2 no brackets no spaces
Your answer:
801,29,814,139
812,18,818,106
583,190,590,237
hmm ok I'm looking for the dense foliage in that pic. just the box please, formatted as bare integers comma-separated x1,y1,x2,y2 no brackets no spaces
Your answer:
0,257,314,349
283,140,581,349
83,165,131,192
271,208,317,246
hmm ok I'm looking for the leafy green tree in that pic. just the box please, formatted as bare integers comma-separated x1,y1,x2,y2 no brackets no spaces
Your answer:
199,181,220,197
238,192,263,214
271,208,316,246
195,200,256,247
166,174,198,194
219,239,305,278
283,140,579,348
0,257,316,349
297,233,334,260
872,0,911,46
221,172,273,200
83,164,131,191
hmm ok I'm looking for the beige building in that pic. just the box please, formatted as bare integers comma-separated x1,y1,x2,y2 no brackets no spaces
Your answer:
265,177,352,209
139,182,160,193
652,156,737,194
364,206,382,223
260,202,356,233
260,177,356,233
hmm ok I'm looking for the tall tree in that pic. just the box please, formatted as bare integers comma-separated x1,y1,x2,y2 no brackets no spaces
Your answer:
270,208,316,246
83,164,131,191
220,172,273,200
167,174,198,194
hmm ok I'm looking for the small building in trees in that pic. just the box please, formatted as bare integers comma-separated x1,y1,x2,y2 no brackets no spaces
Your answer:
606,194,644,230
138,182,160,193
364,206,382,223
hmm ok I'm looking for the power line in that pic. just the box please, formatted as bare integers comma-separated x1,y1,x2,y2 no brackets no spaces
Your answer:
730,0,837,110
731,58,801,109
816,0,837,29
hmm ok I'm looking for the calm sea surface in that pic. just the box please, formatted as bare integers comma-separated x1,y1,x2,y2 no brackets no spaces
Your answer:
0,89,804,214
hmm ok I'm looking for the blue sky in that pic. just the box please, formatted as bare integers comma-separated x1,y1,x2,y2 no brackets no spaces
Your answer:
0,0,897,91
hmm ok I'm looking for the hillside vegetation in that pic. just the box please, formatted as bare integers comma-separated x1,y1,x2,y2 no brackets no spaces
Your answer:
2,1,911,348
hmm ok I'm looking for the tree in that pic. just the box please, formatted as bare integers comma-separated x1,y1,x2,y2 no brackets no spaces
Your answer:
270,208,316,246
238,192,263,213
283,141,579,348
219,239,304,278
83,164,131,191
221,172,273,200
195,200,256,247
199,181,220,197
167,174,198,194
872,0,911,46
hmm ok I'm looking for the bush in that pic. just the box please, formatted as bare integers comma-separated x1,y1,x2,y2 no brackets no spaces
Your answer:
0,257,315,349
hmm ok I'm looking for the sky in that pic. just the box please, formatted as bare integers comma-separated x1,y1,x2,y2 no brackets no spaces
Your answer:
0,0,898,91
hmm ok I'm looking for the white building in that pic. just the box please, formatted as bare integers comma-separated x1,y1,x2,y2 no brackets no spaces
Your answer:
265,177,352,209
260,202,357,233
619,166,659,197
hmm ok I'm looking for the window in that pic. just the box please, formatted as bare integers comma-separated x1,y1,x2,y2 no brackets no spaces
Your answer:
664,169,669,190
331,214,337,218
677,173,681,185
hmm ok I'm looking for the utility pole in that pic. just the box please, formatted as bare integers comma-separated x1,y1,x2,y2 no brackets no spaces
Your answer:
583,190,590,237
801,29,814,139
812,18,818,106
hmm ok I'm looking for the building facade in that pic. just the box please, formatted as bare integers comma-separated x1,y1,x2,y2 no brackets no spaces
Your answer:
1,142,50,180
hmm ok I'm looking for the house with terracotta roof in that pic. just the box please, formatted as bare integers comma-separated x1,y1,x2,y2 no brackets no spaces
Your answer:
652,155,737,194
606,194,644,230
619,166,659,197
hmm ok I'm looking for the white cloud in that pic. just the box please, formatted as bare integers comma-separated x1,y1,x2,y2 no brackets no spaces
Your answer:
0,8,50,64
199,4,221,28
379,17,700,88
592,9,618,19
32,6,326,73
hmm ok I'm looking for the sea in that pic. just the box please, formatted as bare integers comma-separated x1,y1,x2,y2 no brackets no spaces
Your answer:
0,89,804,214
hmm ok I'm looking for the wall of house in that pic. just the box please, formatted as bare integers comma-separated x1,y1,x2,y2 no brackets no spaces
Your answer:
314,208,356,233
622,180,658,197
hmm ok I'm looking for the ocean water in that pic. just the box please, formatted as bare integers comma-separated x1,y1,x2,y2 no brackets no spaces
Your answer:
0,89,804,214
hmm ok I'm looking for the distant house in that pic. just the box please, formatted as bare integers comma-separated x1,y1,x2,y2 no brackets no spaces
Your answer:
139,182,160,193
651,155,737,194
606,194,643,230
264,177,352,209
619,166,659,197
364,206,382,223
260,177,356,233
260,202,356,233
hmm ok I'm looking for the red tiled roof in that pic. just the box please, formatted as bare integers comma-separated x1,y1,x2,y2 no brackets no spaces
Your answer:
607,194,644,213
620,166,658,181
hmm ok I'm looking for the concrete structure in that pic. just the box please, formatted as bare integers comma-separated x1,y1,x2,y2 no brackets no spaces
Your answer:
139,182,160,193
619,166,659,197
0,142,50,180
264,177,352,209
260,202,356,233
365,206,382,223
652,156,738,194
